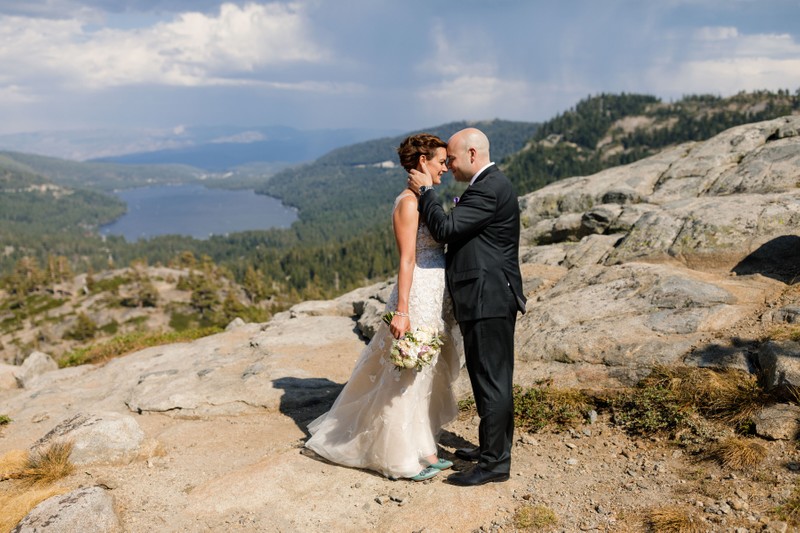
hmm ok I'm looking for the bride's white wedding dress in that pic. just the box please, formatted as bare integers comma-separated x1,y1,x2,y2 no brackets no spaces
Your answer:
306,192,462,479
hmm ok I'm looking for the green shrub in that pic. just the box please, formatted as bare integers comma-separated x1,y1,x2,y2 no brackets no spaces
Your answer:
63,312,97,341
99,320,119,335
458,396,475,411
123,316,147,327
90,275,130,294
169,311,194,331
514,384,593,432
611,385,689,435
25,294,64,315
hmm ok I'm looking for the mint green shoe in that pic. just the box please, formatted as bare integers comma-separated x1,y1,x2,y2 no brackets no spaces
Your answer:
428,458,454,470
410,466,439,481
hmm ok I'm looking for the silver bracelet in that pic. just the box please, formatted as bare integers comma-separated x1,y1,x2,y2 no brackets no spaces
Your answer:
394,311,409,317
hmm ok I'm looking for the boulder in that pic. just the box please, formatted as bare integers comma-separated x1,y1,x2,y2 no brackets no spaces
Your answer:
31,412,145,465
754,403,800,440
225,317,246,330
757,340,800,394
12,486,121,533
14,351,58,388
356,297,388,340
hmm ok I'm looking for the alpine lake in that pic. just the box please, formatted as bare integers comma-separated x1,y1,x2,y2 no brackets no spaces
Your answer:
100,183,297,241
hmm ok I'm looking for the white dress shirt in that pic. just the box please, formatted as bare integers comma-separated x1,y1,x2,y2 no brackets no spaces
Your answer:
469,162,495,187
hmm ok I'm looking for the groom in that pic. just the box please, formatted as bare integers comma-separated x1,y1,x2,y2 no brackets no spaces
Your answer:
408,127,526,486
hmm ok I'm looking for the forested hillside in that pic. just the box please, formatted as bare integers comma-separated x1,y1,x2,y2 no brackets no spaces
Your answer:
259,120,540,242
0,151,203,191
0,168,126,276
503,90,800,193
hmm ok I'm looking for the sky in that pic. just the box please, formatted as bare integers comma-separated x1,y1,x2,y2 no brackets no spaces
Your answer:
0,0,799,157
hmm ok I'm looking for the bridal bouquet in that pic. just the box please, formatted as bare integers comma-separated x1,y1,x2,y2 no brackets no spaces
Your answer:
382,312,443,370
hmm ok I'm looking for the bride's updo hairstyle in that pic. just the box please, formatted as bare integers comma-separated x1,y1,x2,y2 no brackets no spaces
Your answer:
397,133,447,172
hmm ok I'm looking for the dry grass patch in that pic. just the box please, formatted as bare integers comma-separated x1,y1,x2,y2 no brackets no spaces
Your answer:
645,505,705,532
642,366,770,427
513,504,558,530
0,485,68,532
0,445,74,532
0,441,74,486
767,322,800,343
22,441,75,486
706,437,768,470
0,449,28,479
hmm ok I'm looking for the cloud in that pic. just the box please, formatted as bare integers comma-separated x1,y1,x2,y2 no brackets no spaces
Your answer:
0,0,98,19
412,24,535,121
691,26,799,58
647,27,800,95
0,0,229,19
0,84,37,103
695,26,739,41
653,57,800,95
0,2,330,92
1,0,798,139
417,75,532,121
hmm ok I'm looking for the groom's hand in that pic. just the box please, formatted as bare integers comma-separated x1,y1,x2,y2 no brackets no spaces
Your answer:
407,168,433,195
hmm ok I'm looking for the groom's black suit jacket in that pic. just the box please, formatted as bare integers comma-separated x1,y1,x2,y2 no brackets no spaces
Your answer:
419,164,526,322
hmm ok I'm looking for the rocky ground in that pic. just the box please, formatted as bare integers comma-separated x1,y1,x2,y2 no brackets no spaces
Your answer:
3,274,800,532
3,290,799,533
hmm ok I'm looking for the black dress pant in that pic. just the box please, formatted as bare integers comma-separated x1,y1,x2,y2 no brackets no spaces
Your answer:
459,302,517,474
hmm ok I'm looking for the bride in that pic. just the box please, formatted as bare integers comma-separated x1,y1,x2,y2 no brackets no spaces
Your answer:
305,133,462,481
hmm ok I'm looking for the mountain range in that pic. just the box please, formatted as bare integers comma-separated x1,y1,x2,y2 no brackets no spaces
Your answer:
0,125,400,171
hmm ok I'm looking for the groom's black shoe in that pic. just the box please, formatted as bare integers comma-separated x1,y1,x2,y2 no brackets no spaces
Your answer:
454,447,480,461
446,465,510,487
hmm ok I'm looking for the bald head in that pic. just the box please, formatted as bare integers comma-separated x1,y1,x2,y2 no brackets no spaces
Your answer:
446,127,491,182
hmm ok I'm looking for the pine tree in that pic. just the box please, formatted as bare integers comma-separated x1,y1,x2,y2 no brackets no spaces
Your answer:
243,265,268,303
65,312,97,341
190,277,220,316
138,280,159,307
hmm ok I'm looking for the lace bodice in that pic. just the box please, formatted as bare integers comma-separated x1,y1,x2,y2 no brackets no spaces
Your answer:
415,221,445,266
388,192,450,331
392,191,445,264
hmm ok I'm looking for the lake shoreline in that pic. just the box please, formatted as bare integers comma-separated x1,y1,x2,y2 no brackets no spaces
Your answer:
99,183,298,241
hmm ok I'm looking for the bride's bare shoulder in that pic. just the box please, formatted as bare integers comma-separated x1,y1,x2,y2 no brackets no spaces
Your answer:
393,190,418,207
